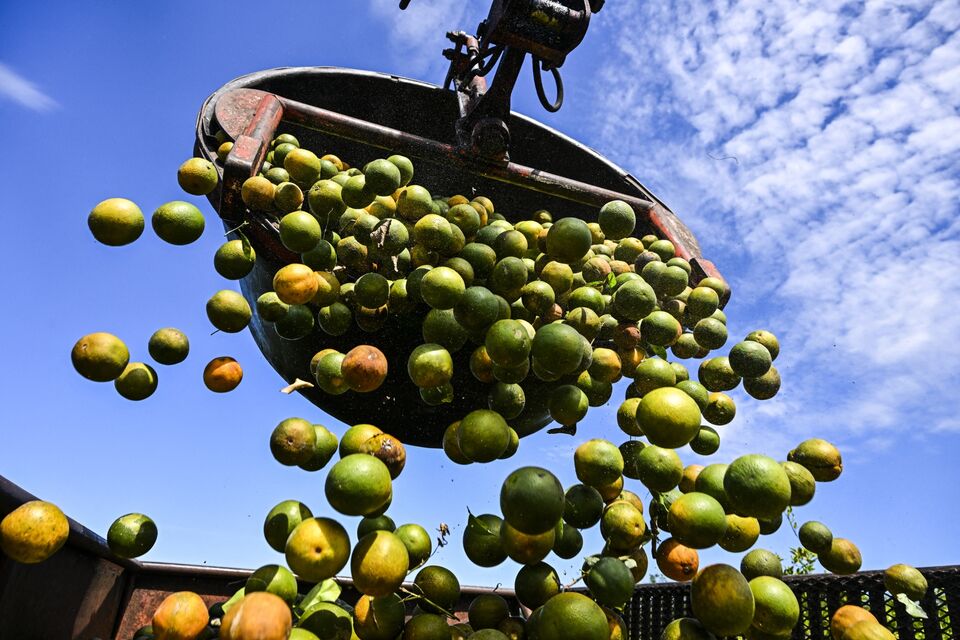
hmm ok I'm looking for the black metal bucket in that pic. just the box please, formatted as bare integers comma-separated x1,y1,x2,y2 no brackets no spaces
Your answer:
194,67,716,448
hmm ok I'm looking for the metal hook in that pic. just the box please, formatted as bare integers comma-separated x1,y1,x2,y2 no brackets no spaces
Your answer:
399,0,412,9
468,45,504,81
532,57,564,113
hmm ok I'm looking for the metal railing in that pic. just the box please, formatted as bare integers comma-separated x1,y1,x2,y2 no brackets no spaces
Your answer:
624,565,959,639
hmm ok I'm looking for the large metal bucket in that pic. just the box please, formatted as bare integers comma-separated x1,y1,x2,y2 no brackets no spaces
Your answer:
194,67,717,447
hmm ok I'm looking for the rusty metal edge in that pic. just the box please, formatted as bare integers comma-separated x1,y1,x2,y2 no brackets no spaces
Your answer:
194,66,707,261
136,561,516,597
0,474,141,572
0,474,516,596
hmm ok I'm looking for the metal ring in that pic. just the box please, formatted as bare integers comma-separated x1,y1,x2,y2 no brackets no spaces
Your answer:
533,57,564,112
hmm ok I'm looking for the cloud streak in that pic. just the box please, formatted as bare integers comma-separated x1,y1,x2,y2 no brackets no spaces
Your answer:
0,63,57,111
588,0,960,450
368,0,484,78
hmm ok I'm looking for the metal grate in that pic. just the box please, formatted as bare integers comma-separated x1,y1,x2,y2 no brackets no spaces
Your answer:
623,566,960,639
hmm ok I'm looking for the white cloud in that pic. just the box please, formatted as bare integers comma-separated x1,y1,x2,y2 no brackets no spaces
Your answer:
588,0,960,447
367,0,486,77
0,63,57,111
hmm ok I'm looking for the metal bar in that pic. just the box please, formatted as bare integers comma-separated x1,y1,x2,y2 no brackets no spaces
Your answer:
220,93,284,221
460,45,526,154
0,475,140,572
209,86,728,287
271,92,723,278
274,94,657,215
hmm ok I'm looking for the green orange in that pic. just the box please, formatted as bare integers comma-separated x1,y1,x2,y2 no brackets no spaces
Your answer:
515,561,561,610
407,343,454,388
114,362,158,400
691,564,755,636
88,198,144,246
462,513,507,568
549,384,588,426
177,157,218,195
703,392,736,426
599,500,645,552
741,549,783,581
500,520,554,565
636,386,702,448
395,523,433,569
745,330,780,360
500,467,564,535
214,239,256,280
353,593,405,640
0,500,70,563
749,576,799,636
148,327,189,366
718,514,760,553
728,341,773,378
819,538,862,575
324,454,392,516
413,565,460,614
469,593,510,630
563,484,604,529
798,521,833,554
263,499,312,553
884,563,927,601
244,564,298,604
667,492,727,549
574,439,624,487
585,557,634,608
743,366,781,400
284,517,350,582
632,444,683,493
270,417,318,466
351,530,410,597
72,332,129,382
632,357,676,396
612,279,657,321
787,439,843,482
485,319,532,368
723,455,791,519
107,513,157,559
546,217,592,263
457,409,510,463
597,200,635,241
660,618,715,640
206,289,252,333
535,592,608,640
152,200,205,245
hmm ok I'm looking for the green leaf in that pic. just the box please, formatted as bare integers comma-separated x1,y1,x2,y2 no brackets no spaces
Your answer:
238,229,253,257
623,559,638,570
897,593,928,619
298,579,342,613
220,587,245,614
466,510,498,538
582,555,601,568
605,272,617,290
654,492,668,510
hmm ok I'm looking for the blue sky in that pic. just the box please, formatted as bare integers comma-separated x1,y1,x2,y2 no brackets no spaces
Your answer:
0,0,958,590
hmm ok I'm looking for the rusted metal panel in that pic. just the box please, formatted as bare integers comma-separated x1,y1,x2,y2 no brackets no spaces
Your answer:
0,476,134,640
113,564,246,639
